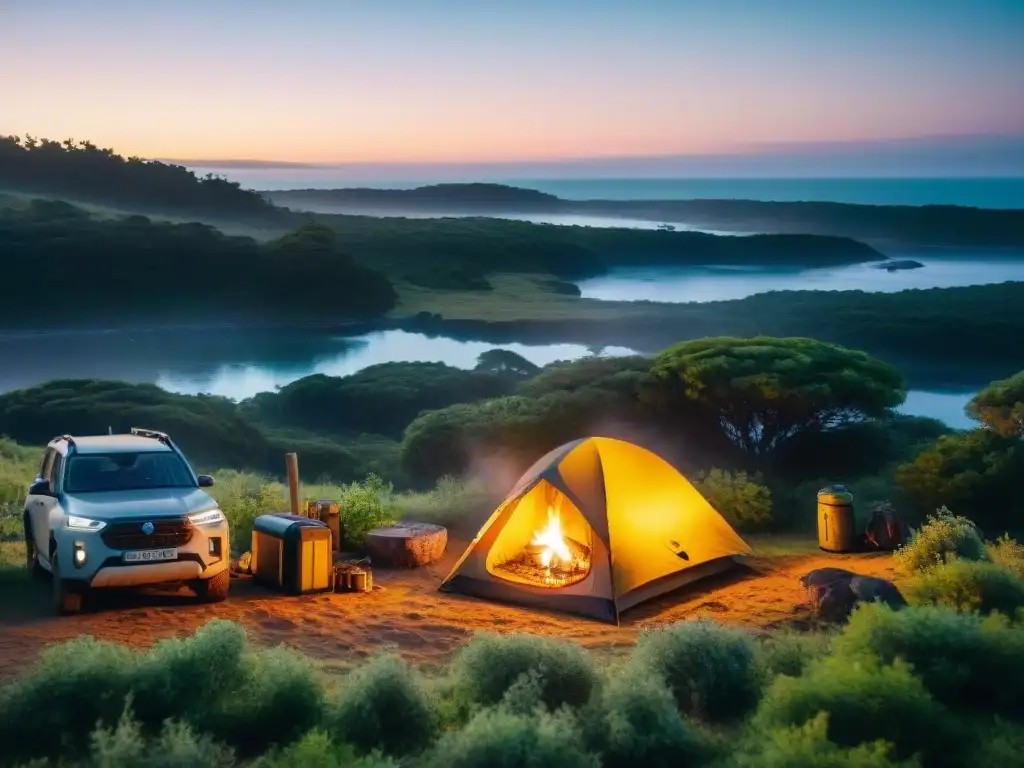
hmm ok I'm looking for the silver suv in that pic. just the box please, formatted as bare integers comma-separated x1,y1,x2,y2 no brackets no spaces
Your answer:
23,428,231,614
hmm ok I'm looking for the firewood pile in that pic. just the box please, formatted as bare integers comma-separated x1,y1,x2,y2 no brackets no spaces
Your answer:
494,536,592,587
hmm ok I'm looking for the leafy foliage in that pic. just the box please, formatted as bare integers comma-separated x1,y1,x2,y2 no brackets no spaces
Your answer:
90,710,237,768
693,468,773,530
894,430,1024,531
966,369,1024,437
629,619,762,722
905,560,1024,616
893,508,990,574
834,603,1024,716
647,337,906,459
451,632,598,711
0,201,396,328
331,654,437,757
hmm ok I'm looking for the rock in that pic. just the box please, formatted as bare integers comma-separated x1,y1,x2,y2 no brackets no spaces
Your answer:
364,523,448,568
802,569,906,623
849,575,907,609
800,567,859,589
874,259,925,272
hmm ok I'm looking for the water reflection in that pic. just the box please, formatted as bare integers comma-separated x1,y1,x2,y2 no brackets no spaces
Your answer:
898,390,975,430
578,254,1024,303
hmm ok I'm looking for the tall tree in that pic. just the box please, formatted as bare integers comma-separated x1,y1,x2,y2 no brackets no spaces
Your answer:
966,370,1024,438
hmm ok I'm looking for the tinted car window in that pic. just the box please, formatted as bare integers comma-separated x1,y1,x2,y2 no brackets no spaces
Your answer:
64,452,195,493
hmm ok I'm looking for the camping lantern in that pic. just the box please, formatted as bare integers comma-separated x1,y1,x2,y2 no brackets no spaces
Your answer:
817,485,857,553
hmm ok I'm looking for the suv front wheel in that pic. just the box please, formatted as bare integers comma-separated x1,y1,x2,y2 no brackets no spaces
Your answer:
192,570,230,603
52,553,85,615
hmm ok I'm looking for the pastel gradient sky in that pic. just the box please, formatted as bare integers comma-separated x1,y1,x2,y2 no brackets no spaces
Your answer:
2,0,1023,164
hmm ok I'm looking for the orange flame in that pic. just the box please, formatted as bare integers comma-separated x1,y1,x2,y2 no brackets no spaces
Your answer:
531,506,572,568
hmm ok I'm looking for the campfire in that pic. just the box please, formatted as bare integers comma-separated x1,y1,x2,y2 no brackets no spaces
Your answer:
494,505,592,587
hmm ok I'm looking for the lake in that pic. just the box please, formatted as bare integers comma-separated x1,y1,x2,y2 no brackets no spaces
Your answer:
0,327,976,427
577,252,1024,303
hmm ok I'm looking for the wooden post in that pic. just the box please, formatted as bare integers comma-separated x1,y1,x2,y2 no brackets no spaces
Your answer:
285,453,301,516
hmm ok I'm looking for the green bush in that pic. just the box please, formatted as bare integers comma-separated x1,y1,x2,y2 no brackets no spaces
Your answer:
989,534,1024,579
336,474,397,548
0,635,139,761
628,619,761,722
733,713,919,768
755,655,958,765
89,709,236,767
130,619,247,730
754,629,833,679
893,508,989,574
835,603,1024,715
331,653,437,757
451,632,598,711
423,706,598,768
210,646,326,757
905,560,1024,616
213,471,285,551
581,670,713,768
693,468,773,531
254,730,397,768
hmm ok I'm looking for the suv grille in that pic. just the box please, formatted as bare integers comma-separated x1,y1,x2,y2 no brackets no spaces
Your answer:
101,518,193,550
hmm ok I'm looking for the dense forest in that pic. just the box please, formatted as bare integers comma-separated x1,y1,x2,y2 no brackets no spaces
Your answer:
269,182,1024,248
2,339,1021,534
0,200,396,327
0,135,280,218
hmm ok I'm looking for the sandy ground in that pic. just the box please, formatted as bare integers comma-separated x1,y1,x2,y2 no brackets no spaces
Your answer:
0,538,896,681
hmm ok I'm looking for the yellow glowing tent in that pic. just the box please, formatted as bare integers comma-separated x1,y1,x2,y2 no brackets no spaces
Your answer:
439,436,754,623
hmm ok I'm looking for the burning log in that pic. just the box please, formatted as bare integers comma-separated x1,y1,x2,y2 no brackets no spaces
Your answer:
495,535,592,587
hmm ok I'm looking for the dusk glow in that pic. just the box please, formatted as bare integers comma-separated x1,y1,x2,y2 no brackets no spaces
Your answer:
2,0,1023,164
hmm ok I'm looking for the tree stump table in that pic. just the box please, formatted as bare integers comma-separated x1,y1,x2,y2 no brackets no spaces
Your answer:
365,523,448,568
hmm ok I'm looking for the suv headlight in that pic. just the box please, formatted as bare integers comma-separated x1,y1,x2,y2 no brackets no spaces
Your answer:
67,515,107,532
188,509,225,526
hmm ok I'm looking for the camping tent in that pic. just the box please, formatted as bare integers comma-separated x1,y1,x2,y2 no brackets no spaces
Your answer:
439,436,754,623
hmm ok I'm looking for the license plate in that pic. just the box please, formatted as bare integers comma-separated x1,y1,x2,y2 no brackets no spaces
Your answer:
122,548,177,563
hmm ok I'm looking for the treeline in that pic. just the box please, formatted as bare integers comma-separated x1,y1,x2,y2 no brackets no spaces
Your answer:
5,337,1020,532
0,135,278,218
0,202,396,327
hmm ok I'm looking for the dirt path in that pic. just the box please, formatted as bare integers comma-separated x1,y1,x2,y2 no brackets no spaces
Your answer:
0,540,896,681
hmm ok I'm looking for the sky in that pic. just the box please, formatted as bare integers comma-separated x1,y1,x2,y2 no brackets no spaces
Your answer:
2,0,1023,169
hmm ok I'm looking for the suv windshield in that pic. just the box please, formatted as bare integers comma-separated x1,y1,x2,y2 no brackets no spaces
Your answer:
64,452,196,493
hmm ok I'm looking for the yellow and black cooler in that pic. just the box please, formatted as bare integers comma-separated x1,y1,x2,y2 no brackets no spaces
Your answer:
251,513,333,594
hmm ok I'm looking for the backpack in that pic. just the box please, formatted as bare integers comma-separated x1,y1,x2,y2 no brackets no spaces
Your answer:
864,503,908,551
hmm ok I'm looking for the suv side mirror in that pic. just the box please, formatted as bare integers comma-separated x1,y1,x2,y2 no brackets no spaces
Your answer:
197,475,215,488
28,478,53,496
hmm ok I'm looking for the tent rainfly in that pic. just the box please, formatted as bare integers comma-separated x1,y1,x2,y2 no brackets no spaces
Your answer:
439,436,754,624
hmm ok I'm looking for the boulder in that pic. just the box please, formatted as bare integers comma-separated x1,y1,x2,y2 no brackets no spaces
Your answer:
364,522,448,568
801,568,906,623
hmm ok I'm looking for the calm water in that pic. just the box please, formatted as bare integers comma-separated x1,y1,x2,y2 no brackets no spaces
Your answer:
578,253,1024,303
0,327,977,427
193,169,1024,209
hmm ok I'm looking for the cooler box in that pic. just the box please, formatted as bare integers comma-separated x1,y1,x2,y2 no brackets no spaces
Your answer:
817,485,857,553
251,513,333,594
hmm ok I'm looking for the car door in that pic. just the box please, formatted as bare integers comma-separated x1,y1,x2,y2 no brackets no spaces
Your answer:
28,449,60,567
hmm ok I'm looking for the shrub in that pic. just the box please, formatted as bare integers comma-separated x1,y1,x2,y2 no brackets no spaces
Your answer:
331,653,436,757
255,730,397,768
213,471,285,551
337,474,397,548
755,629,833,679
965,718,1024,768
451,632,598,711
905,560,1024,616
423,706,598,768
755,655,959,765
210,646,326,756
581,670,713,768
692,468,773,531
893,508,988,574
734,713,919,768
628,619,761,722
0,635,139,761
90,708,236,767
131,618,247,730
835,603,1024,716
989,534,1024,579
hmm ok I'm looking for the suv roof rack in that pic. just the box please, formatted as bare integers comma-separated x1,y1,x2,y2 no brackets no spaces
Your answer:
130,427,172,445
